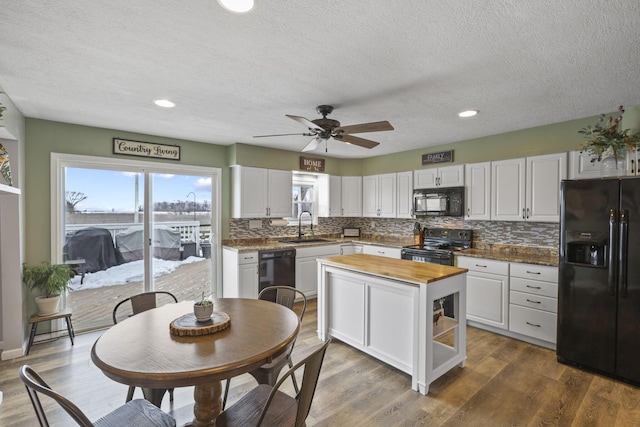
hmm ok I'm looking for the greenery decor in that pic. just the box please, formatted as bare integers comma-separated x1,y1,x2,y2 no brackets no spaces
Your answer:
23,262,75,298
579,105,640,162
195,291,213,307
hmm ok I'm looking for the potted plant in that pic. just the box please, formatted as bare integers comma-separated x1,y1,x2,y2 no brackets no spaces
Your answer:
193,292,213,322
578,105,640,176
23,262,75,315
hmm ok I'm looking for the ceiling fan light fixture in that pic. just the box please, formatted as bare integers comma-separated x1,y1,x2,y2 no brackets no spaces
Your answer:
458,110,478,118
154,99,175,108
217,0,254,13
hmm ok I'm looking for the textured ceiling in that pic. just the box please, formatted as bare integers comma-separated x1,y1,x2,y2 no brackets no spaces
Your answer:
1,1,639,158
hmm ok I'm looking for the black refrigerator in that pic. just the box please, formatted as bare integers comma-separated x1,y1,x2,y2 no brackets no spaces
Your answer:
558,178,640,384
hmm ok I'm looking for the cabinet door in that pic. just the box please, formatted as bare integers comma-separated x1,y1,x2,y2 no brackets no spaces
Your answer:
362,175,379,217
238,263,259,298
396,171,413,218
378,173,396,217
341,176,362,216
627,148,640,176
327,273,365,345
296,256,319,296
329,175,342,216
569,150,601,179
526,153,566,222
464,162,491,220
362,245,401,259
234,166,268,218
438,165,464,187
466,271,509,330
492,158,526,221
413,169,438,189
267,169,293,218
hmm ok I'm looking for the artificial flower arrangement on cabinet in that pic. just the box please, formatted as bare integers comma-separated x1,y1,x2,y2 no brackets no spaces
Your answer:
578,105,640,176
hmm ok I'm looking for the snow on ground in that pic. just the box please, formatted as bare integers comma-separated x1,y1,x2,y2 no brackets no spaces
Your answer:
69,256,205,290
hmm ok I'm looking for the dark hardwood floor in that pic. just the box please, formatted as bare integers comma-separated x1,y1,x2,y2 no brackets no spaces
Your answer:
2,298,640,426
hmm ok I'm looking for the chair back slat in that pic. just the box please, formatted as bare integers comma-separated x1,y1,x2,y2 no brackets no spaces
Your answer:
294,339,330,427
113,291,178,324
19,365,94,427
258,286,307,322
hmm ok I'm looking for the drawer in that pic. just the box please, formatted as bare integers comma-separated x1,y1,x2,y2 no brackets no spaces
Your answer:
510,263,557,283
456,256,509,276
510,290,557,313
509,305,557,344
237,252,258,264
510,277,557,298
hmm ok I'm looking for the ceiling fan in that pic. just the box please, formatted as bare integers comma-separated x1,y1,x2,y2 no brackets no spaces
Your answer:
254,105,394,152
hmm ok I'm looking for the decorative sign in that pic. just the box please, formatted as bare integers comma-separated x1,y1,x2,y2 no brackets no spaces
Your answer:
113,138,181,161
422,150,453,165
299,156,325,172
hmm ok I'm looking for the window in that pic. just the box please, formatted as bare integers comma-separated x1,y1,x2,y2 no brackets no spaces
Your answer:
287,173,318,225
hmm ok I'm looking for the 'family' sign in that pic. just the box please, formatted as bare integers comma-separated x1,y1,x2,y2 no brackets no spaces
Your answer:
422,150,453,165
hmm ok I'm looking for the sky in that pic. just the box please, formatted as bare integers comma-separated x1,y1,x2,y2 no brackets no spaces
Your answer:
67,168,212,212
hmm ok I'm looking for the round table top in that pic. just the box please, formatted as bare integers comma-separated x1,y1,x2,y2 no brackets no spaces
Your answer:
91,298,300,389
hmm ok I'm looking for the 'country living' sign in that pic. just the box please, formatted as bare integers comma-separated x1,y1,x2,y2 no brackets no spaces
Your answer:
113,138,181,160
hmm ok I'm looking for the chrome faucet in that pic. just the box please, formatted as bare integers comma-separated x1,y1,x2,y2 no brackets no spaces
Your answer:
298,210,313,240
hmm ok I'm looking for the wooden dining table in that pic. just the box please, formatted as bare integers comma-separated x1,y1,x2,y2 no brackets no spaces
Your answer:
91,298,300,427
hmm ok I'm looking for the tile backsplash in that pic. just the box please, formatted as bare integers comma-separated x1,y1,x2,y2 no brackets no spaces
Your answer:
229,216,559,249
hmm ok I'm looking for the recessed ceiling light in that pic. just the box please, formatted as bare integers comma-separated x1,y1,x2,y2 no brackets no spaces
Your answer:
218,0,254,13
458,110,478,118
154,99,175,108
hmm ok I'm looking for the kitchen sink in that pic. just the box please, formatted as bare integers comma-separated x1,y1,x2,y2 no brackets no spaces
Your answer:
282,238,334,244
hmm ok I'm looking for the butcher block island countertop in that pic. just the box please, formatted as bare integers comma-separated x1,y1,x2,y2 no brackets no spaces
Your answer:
317,254,468,395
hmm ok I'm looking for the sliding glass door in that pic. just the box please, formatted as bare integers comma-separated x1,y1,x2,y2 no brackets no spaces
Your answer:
53,154,220,332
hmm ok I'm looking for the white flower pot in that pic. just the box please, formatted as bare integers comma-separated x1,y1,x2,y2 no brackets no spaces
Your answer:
194,302,214,321
35,295,61,316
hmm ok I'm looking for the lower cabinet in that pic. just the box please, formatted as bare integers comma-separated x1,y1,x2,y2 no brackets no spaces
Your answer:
362,244,402,258
295,244,340,297
222,249,259,298
456,256,509,330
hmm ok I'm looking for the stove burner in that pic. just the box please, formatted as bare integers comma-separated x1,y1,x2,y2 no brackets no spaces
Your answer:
401,228,473,266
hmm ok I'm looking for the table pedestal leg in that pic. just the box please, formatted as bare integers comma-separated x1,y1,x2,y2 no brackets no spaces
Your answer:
190,381,222,427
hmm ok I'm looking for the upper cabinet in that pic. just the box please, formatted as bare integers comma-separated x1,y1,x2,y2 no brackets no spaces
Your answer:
396,171,413,218
491,153,567,222
464,162,491,221
231,166,292,218
568,150,601,179
363,173,396,217
318,174,342,217
341,176,362,217
414,164,464,189
626,147,640,176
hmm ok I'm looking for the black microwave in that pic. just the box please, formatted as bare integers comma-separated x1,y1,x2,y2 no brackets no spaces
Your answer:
413,186,464,216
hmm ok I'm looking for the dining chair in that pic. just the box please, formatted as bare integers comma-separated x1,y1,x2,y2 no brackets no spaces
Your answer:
112,290,178,402
215,338,331,427
222,286,307,409
19,365,176,427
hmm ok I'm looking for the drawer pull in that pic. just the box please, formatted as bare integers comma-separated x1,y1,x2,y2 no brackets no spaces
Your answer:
526,270,541,275
526,321,541,328
475,264,487,268
526,299,541,304
526,285,541,289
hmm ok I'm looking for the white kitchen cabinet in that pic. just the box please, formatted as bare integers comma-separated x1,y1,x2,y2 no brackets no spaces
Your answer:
568,150,601,179
464,162,491,220
509,263,558,344
362,244,402,259
363,173,396,218
491,153,566,222
339,244,361,255
222,249,259,298
231,166,292,218
341,176,362,217
626,146,640,176
414,165,464,189
318,174,342,217
456,256,509,330
295,244,340,297
396,171,413,218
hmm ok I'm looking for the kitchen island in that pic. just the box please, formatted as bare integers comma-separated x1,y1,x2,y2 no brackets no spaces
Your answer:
317,254,468,395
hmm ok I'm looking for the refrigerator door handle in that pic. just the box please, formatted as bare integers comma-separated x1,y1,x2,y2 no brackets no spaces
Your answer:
619,209,628,299
608,208,617,296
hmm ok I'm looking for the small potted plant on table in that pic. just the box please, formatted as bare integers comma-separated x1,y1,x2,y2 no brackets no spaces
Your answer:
23,262,75,315
193,292,214,322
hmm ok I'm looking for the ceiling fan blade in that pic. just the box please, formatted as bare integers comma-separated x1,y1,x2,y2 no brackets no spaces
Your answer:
302,137,321,152
334,134,380,149
253,132,315,138
286,114,324,131
335,120,394,135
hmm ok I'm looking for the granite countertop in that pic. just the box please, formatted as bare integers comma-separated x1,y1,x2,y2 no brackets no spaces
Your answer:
457,243,559,267
222,235,415,253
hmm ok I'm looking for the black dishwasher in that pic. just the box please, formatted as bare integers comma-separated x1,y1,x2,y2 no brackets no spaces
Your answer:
258,249,296,293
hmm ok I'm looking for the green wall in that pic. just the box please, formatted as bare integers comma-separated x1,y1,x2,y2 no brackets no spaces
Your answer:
24,105,640,263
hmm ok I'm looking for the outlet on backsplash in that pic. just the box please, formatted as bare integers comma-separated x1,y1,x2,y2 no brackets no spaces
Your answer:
370,221,376,229
249,220,262,229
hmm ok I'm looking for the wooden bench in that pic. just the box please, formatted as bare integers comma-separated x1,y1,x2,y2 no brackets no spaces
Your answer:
27,308,75,355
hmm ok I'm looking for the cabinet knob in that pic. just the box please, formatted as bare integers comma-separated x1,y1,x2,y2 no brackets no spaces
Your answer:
526,208,530,219
632,159,635,174
522,208,526,219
